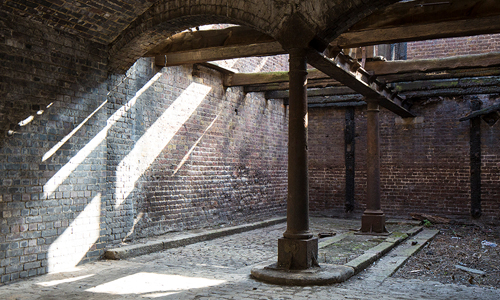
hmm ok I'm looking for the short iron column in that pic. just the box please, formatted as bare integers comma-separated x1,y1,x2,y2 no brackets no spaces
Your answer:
278,48,318,269
360,99,388,234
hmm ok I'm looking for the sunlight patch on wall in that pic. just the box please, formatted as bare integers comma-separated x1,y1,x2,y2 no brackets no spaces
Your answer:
43,73,162,197
173,113,220,175
115,82,212,208
47,193,101,273
86,272,225,296
42,99,108,162
253,56,269,73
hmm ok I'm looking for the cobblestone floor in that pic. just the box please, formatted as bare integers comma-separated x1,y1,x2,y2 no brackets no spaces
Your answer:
0,218,499,299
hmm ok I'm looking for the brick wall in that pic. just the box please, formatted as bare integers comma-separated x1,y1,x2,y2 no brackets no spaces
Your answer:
407,34,500,59
308,96,500,221
0,13,288,284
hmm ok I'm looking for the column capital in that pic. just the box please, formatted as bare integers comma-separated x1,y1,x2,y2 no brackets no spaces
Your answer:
365,98,380,112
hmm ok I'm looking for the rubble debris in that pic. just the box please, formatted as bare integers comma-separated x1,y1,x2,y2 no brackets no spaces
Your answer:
481,240,498,248
455,265,486,276
410,213,451,224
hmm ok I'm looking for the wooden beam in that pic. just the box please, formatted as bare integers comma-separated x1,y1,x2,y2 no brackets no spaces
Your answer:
332,0,500,48
225,69,329,86
145,26,276,57
397,76,500,99
369,52,500,75
228,52,500,88
300,76,500,101
308,101,366,108
379,67,500,83
266,86,355,99
306,50,415,118
244,79,343,92
460,103,500,122
155,42,285,67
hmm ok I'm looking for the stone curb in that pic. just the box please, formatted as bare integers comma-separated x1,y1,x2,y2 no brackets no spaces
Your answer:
105,217,286,260
385,228,440,277
345,226,423,274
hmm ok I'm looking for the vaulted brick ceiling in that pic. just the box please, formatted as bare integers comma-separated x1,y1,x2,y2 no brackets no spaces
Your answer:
2,0,156,44
1,0,400,72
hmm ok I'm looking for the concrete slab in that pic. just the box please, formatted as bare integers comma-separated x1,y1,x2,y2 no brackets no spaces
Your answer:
355,228,440,284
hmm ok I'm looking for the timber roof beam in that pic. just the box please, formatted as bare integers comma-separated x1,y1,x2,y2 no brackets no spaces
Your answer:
331,0,500,49
229,52,500,90
305,50,415,118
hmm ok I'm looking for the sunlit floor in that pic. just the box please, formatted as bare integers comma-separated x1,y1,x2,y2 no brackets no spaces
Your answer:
1,219,499,300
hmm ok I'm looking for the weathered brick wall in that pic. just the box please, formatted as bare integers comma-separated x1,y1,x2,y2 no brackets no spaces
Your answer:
0,12,109,283
407,34,500,59
0,14,288,284
309,96,500,220
108,61,288,241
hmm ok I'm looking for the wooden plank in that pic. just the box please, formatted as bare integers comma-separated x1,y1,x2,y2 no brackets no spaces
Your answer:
308,101,366,108
244,79,344,92
145,26,276,57
306,50,415,118
155,42,285,67
308,95,364,103
265,86,355,99
226,68,329,86
333,0,500,48
395,76,500,93
379,67,500,83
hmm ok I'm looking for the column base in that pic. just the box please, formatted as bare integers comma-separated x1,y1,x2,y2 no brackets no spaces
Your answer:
359,210,389,235
278,237,319,270
251,263,354,286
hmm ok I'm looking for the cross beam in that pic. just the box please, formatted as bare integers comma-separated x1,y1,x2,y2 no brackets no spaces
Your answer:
228,52,500,88
306,50,415,118
332,0,500,49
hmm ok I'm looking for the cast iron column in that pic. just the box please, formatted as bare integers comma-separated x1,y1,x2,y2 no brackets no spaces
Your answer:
278,48,318,270
360,99,387,233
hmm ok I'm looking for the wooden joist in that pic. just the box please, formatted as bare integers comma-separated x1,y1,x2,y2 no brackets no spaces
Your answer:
145,26,276,57
227,52,500,88
266,86,356,99
155,42,285,67
306,50,415,118
297,76,500,104
225,69,329,86
332,0,500,49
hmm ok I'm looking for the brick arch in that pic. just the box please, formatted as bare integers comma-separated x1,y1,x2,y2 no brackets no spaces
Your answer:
108,0,400,73
108,0,280,73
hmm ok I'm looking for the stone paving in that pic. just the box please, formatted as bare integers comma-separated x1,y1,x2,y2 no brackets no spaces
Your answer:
0,217,499,299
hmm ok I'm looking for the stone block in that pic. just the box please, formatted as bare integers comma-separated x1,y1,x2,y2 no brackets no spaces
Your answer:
278,237,318,270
